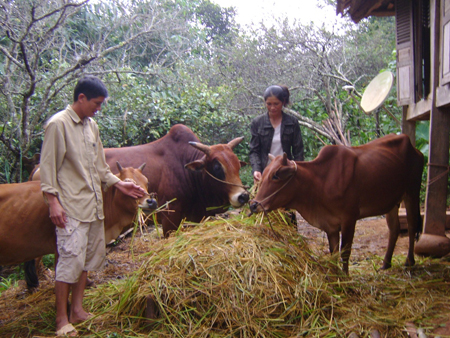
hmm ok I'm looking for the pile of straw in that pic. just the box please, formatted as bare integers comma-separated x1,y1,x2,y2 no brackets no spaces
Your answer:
2,213,450,337
88,214,344,337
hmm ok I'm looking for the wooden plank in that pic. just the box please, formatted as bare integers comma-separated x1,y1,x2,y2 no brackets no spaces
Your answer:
422,0,450,237
436,85,450,107
405,97,432,120
402,106,416,141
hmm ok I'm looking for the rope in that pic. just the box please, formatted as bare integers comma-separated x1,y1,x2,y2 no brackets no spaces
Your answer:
256,161,297,205
427,163,450,186
204,169,250,190
251,161,298,241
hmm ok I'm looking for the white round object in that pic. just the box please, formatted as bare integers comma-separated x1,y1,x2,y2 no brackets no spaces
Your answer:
360,71,394,114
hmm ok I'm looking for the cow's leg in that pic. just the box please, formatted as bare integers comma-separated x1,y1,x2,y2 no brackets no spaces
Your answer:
383,205,401,269
161,211,182,238
326,230,340,254
403,191,422,267
340,220,356,274
326,229,340,270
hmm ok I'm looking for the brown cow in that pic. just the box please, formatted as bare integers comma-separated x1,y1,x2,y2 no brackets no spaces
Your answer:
0,164,156,266
103,124,249,236
249,134,424,274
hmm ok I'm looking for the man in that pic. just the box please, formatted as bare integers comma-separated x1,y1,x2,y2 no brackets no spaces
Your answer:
40,76,145,337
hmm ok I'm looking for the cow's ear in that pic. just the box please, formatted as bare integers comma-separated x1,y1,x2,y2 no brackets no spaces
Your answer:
185,159,206,171
276,162,296,180
276,167,291,180
240,161,247,168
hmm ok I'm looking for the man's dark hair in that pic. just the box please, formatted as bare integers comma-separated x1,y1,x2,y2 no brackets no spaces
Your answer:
73,76,108,102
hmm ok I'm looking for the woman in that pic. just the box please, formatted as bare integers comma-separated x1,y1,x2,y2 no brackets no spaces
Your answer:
249,85,304,184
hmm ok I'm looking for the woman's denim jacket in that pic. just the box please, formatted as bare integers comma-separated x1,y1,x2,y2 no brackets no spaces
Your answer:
249,112,304,174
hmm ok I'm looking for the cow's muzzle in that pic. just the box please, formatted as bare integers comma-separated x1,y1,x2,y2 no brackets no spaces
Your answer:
249,200,263,214
147,197,158,210
140,197,158,211
238,192,250,205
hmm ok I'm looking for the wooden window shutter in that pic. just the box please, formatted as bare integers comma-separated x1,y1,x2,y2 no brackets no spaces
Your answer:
441,0,450,85
396,0,415,105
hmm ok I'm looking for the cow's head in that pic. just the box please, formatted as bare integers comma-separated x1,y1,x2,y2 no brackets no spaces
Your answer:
116,162,158,212
184,137,249,207
249,153,297,214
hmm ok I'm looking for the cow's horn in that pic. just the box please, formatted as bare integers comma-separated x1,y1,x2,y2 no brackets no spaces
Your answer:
189,141,211,156
227,136,244,150
268,154,275,161
138,163,146,171
282,153,288,165
116,161,123,172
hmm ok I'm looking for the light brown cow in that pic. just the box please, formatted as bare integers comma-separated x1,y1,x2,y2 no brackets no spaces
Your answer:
0,164,156,266
249,134,424,274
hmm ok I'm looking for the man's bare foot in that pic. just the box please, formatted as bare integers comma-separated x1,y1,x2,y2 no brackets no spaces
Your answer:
56,322,78,337
69,309,93,324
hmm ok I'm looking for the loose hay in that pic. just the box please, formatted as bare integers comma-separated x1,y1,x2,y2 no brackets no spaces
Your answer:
100,217,342,337
2,214,450,337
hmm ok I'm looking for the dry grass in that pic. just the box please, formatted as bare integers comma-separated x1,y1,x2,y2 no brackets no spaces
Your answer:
1,212,450,338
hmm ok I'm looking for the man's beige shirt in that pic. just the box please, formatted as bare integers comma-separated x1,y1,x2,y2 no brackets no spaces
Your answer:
40,105,120,222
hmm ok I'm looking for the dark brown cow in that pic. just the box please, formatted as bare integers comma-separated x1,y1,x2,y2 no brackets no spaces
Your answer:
103,124,249,236
0,164,156,266
249,134,424,274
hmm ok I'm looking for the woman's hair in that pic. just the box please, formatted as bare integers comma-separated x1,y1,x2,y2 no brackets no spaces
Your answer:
73,76,108,102
263,85,290,106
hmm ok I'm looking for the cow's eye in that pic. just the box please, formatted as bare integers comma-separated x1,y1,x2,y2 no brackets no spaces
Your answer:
211,160,225,180
272,174,280,180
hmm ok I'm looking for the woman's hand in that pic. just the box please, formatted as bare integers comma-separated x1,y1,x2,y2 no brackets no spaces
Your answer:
253,171,262,184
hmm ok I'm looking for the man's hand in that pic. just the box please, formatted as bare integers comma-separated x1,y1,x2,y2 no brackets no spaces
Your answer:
44,192,67,228
115,181,146,199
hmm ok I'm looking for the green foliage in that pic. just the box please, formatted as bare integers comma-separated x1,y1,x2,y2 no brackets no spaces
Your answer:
0,0,194,182
42,254,55,269
240,165,253,190
0,276,18,296
194,0,237,45
98,72,250,161
0,0,428,207
416,121,430,157
0,266,23,296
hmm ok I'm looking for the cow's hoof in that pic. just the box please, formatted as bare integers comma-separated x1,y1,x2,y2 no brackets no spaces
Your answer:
380,263,391,270
145,295,159,319
415,233,450,257
404,257,415,267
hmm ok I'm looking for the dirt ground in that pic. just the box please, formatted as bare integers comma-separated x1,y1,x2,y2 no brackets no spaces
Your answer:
296,214,450,338
1,214,450,337
296,214,411,260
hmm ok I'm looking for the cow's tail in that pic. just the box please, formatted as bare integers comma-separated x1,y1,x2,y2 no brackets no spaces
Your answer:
24,260,39,289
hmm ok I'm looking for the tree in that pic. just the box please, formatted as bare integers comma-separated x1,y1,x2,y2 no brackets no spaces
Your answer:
194,0,237,45
0,0,191,181
184,13,399,158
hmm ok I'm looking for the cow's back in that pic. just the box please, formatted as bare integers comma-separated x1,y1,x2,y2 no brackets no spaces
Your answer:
104,125,203,215
0,181,56,265
351,134,424,217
